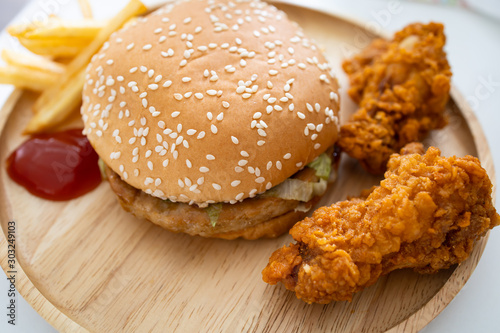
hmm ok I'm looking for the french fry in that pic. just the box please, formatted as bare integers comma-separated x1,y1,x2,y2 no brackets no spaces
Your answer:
2,49,65,75
8,18,105,58
0,66,58,92
25,0,148,134
79,0,94,19
8,18,104,39
17,37,91,58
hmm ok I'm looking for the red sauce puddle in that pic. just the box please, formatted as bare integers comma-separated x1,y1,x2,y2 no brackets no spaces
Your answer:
6,129,101,201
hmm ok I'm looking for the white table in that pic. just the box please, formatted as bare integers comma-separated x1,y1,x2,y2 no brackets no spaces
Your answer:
0,0,499,332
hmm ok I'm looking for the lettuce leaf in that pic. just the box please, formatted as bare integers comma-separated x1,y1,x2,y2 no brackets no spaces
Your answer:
264,178,327,202
307,153,332,180
98,158,107,180
205,203,223,227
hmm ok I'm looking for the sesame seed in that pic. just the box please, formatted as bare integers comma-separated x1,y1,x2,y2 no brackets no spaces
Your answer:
171,111,180,118
143,44,152,50
231,180,241,187
317,124,324,132
276,161,282,170
182,77,191,83
274,105,282,111
197,131,205,139
126,43,135,50
258,129,267,137
266,105,273,114
268,97,276,103
242,93,252,99
174,94,183,100
159,36,167,43
184,17,192,24
255,177,265,184
207,112,213,120
211,124,218,134
238,160,248,166
206,90,217,96
314,143,321,150
195,93,203,99
297,112,305,119
147,161,154,170
180,59,187,67
306,103,313,112
148,84,159,90
222,101,230,108
315,103,321,112
163,81,172,87
212,183,222,190
268,70,278,76
311,134,318,140
330,91,339,102
216,113,224,121
235,193,244,200
231,136,239,144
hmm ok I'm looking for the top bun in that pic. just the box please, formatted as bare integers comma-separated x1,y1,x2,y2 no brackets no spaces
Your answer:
81,0,340,206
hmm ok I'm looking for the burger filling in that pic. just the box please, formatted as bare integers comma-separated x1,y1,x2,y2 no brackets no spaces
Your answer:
102,147,339,237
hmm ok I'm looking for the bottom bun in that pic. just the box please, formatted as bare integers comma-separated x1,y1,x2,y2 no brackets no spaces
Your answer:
104,149,338,240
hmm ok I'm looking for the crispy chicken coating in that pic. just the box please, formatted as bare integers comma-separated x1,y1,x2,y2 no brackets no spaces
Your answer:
262,144,500,304
338,22,452,174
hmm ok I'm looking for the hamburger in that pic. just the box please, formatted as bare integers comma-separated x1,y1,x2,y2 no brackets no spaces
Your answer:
81,0,341,239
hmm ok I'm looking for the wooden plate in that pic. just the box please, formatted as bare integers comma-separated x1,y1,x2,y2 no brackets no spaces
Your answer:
0,3,494,332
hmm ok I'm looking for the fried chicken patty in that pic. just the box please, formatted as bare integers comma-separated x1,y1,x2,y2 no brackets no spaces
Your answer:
104,148,339,240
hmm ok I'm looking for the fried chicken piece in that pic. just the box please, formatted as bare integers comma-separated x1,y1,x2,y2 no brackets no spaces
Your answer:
338,22,452,174
262,144,500,304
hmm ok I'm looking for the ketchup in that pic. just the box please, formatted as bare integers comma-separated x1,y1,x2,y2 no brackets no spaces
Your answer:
6,129,101,201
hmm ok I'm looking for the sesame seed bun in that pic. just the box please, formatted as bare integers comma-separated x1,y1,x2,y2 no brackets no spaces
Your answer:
81,0,340,207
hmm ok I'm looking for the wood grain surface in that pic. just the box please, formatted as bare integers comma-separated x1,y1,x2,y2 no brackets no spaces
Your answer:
0,3,494,333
